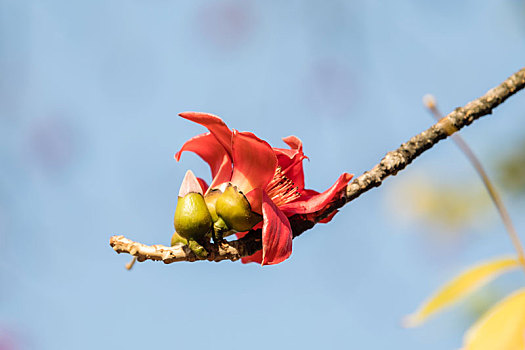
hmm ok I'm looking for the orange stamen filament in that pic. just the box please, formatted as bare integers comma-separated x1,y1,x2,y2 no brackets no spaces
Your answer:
266,166,301,207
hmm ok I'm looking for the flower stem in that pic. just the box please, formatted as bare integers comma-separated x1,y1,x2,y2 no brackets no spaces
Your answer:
423,95,525,272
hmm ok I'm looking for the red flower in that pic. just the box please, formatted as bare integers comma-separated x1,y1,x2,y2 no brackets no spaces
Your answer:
175,112,353,265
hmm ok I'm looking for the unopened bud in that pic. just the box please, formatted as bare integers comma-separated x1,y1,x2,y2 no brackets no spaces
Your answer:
204,189,222,223
174,192,213,240
171,231,188,246
215,184,262,232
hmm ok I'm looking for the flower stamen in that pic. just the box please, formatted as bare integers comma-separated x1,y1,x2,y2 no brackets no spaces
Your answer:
266,166,301,207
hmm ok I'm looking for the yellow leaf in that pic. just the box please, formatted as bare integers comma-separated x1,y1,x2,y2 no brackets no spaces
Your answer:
403,256,520,327
463,287,525,350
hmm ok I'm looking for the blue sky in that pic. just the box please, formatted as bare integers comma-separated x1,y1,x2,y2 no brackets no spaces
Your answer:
1,1,525,349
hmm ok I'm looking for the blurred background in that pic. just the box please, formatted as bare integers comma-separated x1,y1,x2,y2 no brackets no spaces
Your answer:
1,0,525,349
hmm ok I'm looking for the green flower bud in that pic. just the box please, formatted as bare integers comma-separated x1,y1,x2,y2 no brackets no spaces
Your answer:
174,192,213,240
205,189,231,240
215,184,262,232
204,189,222,223
170,231,188,246
171,231,208,259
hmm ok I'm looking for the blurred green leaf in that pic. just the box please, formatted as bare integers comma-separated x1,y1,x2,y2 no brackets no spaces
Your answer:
404,256,519,327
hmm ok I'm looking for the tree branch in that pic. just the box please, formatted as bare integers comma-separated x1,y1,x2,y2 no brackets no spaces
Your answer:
110,67,525,265
110,230,263,263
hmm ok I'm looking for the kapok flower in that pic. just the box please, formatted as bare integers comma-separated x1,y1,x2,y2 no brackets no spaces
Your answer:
175,112,353,265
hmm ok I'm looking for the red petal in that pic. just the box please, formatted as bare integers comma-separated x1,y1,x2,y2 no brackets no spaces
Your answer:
299,188,319,199
175,132,231,179
261,192,293,265
282,135,303,151
318,210,338,224
231,131,277,194
245,187,263,214
208,153,232,189
273,136,304,167
179,112,233,157
273,147,297,160
241,250,263,264
236,223,264,264
273,135,307,190
279,173,353,215
196,177,209,193
281,155,306,190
